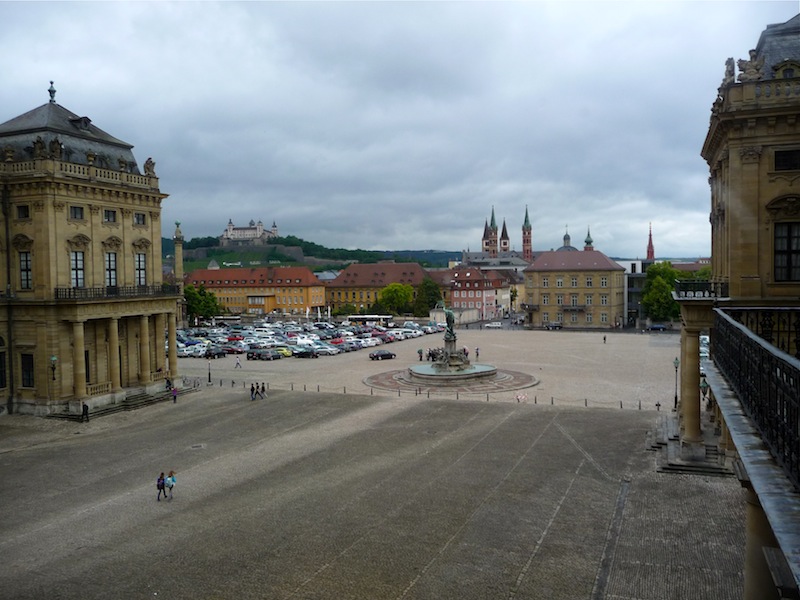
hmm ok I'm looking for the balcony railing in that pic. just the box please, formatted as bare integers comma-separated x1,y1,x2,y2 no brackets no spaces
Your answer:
519,303,539,312
674,280,729,299
54,285,180,300
714,307,800,490
723,307,800,359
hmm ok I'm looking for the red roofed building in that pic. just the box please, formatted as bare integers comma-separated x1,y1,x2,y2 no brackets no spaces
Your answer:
325,262,428,312
522,229,625,329
186,266,325,316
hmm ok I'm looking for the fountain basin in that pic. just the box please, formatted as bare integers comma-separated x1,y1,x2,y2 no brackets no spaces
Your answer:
409,363,498,385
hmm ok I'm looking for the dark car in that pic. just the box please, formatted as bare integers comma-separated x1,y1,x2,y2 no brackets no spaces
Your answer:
545,323,563,330
293,347,319,359
204,345,227,359
369,349,396,361
246,349,281,361
648,324,668,332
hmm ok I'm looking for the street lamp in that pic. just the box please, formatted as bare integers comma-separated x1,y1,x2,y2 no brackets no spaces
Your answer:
50,355,57,381
673,357,680,410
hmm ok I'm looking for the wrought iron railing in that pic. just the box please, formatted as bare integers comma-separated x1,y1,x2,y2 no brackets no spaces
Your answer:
714,307,800,490
723,307,800,359
54,285,180,300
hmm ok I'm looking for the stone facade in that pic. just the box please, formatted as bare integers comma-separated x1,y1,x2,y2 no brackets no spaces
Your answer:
0,84,180,416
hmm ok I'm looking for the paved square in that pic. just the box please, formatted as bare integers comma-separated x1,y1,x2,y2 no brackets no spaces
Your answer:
0,330,745,599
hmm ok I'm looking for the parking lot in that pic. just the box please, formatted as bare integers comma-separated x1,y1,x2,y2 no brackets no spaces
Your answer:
0,327,746,599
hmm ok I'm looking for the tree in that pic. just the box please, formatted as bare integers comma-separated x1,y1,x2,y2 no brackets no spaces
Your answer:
379,283,414,315
641,262,681,321
412,277,442,317
332,303,357,317
694,265,712,281
184,284,223,324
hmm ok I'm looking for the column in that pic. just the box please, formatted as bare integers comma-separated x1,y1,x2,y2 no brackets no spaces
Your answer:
72,320,86,399
168,312,177,381
108,317,121,392
139,315,151,384
743,487,780,600
681,326,702,443
154,313,166,372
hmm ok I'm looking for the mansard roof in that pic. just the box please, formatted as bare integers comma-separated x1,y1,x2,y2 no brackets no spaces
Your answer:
525,248,624,273
756,14,800,79
328,262,427,288
0,86,140,172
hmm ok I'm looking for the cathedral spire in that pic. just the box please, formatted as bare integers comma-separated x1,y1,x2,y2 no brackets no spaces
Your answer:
646,223,655,260
490,206,497,231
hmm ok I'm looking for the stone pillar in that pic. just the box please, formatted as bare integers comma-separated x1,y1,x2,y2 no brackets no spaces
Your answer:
72,320,86,399
154,313,166,372
108,317,121,392
681,326,703,444
743,486,780,600
139,315,151,384
168,312,178,382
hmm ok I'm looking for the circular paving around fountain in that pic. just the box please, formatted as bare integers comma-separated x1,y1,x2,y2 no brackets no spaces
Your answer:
364,366,538,395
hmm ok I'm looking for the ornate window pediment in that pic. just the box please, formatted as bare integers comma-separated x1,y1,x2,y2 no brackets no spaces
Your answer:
766,196,800,221
132,238,151,252
12,234,33,252
102,236,123,251
67,234,91,251
773,59,800,79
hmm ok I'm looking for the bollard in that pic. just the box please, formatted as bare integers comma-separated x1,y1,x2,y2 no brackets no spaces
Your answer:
303,384,306,392
457,392,459,400
267,382,269,390
371,388,373,395
343,387,346,394
219,379,222,387
620,400,623,409
291,383,294,391
231,380,235,388
638,400,641,410
551,396,554,405
534,396,537,404
585,398,587,407
317,385,320,392
486,394,489,402
427,390,430,398
398,389,401,397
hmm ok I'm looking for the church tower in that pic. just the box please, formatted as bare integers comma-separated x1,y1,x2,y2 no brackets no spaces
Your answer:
482,207,499,257
646,223,655,260
522,206,532,262
499,220,510,253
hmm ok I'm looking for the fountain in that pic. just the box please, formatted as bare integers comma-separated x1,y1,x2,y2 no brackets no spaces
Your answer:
408,304,497,384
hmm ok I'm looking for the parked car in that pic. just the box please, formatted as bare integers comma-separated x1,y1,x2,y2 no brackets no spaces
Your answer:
369,350,396,361
313,344,340,356
485,322,502,329
293,347,319,359
545,323,563,330
272,346,293,357
648,324,668,332
204,345,227,359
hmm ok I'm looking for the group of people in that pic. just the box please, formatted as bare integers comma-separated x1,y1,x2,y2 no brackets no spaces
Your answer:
422,347,479,361
156,471,176,501
250,382,266,400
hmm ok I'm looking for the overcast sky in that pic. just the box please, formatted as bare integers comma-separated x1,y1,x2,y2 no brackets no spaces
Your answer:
1,1,797,259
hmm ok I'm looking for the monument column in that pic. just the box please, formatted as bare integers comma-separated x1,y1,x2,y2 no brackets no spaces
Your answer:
681,325,702,444
168,312,178,382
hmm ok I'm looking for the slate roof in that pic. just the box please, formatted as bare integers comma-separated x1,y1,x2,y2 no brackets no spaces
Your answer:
755,14,800,79
0,88,140,172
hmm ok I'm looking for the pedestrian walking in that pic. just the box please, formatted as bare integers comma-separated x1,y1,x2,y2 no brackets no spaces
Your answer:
260,383,266,398
171,386,178,403
250,383,256,401
417,348,423,361
165,471,176,500
235,356,242,368
80,401,89,422
156,472,167,501
603,335,607,344
475,347,480,360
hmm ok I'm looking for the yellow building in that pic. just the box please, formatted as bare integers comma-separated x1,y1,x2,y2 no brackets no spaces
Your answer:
186,266,325,316
522,230,625,329
326,262,428,313
0,84,181,416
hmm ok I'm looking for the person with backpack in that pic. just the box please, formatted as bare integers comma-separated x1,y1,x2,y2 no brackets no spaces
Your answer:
165,471,176,500
156,472,167,501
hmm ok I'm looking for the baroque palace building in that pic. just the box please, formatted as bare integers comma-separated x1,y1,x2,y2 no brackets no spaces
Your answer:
521,229,625,329
0,84,181,416
675,14,800,598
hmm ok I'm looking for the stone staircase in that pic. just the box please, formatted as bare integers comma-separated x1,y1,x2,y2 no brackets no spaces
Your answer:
646,411,734,477
46,386,198,422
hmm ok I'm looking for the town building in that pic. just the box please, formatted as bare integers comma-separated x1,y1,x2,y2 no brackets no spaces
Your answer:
675,13,800,598
521,229,625,329
186,266,325,316
325,262,428,313
219,218,278,247
0,84,181,416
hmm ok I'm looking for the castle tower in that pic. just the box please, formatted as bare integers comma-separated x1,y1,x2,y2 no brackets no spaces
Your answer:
522,205,532,262
646,223,655,260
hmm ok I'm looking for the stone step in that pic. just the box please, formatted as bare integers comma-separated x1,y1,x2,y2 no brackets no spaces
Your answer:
46,388,197,422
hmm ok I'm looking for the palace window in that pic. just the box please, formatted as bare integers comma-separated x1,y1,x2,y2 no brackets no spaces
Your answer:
16,205,30,219
775,222,800,281
586,313,593,323
70,251,85,287
135,253,147,286
69,205,84,220
21,353,34,387
775,150,800,171
585,294,593,306
556,278,563,288
105,252,117,287
571,294,578,306
103,209,117,223
19,251,31,289
556,294,563,305
600,294,608,306
542,294,549,305
585,276,593,287
134,212,147,226
600,313,609,323
571,277,578,287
